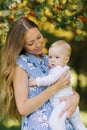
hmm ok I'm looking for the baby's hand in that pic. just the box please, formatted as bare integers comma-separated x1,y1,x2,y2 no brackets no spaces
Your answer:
29,77,37,87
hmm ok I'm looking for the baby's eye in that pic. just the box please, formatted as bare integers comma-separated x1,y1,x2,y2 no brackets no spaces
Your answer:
56,56,59,59
49,56,52,58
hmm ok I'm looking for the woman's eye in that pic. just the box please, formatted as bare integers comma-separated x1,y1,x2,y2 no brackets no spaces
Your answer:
26,41,34,46
28,42,34,46
37,35,42,39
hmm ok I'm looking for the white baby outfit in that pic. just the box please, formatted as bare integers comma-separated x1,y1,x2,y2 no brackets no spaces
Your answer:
35,65,87,130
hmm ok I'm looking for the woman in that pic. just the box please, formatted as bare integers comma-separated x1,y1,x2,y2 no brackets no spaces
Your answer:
0,17,79,130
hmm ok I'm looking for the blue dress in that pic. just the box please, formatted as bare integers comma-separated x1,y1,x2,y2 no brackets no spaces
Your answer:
16,53,75,130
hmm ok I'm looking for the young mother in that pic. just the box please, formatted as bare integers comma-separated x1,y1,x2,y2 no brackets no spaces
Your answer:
0,17,79,130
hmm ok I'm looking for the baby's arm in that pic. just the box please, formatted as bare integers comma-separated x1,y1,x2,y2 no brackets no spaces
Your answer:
29,66,69,87
34,66,69,87
29,75,52,87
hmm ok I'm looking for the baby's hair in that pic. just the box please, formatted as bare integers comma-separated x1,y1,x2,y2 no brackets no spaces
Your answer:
50,40,71,57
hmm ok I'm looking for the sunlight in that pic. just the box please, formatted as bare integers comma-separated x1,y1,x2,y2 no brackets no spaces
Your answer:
3,120,20,128
71,69,87,88
80,111,87,127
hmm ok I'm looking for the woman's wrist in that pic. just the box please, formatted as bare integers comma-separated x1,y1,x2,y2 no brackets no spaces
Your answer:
48,82,62,96
73,90,80,105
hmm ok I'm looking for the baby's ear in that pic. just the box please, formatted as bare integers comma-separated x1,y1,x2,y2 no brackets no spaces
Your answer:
65,56,69,64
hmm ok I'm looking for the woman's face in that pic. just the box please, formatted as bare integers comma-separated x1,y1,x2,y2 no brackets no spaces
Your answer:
24,27,44,56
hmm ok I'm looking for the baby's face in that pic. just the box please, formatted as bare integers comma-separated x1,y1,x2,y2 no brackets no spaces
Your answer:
48,46,68,68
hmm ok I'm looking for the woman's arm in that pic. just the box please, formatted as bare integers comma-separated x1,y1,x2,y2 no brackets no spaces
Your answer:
59,90,80,118
13,65,70,116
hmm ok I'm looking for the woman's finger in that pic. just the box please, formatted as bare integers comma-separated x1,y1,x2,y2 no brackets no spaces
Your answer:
59,103,70,117
59,96,76,117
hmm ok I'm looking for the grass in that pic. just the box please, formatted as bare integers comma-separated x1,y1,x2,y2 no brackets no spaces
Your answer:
0,89,87,130
0,120,21,130
0,110,87,130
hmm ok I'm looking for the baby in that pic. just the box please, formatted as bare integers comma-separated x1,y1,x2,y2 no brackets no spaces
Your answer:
29,40,87,130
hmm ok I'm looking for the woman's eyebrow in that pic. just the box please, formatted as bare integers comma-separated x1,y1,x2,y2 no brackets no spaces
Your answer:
25,33,41,43
25,40,34,43
26,33,41,43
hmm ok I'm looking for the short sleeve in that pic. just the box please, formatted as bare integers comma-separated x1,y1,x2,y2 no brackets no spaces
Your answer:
16,55,29,73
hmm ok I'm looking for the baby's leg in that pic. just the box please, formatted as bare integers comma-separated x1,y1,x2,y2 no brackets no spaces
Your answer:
69,106,87,130
49,101,67,130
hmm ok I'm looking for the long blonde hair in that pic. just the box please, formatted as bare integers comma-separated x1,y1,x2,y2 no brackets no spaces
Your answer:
0,17,38,121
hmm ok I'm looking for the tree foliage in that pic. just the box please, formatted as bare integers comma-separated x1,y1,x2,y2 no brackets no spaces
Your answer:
0,0,87,46
0,0,87,91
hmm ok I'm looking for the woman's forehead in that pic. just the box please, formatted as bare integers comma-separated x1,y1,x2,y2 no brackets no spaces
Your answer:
25,27,40,41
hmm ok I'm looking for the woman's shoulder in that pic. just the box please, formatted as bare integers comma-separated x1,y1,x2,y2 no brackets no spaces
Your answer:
17,54,27,62
16,54,29,72
16,53,49,69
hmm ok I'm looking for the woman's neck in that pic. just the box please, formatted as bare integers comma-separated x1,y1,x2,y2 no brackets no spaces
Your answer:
34,54,43,59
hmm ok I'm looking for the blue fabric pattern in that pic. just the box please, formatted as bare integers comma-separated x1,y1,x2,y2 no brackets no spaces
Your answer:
16,53,75,130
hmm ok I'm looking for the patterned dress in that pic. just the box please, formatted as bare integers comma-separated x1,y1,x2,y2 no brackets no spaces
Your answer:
16,53,75,130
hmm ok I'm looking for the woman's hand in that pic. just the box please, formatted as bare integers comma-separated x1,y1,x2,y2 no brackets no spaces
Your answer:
59,91,80,118
50,70,71,94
